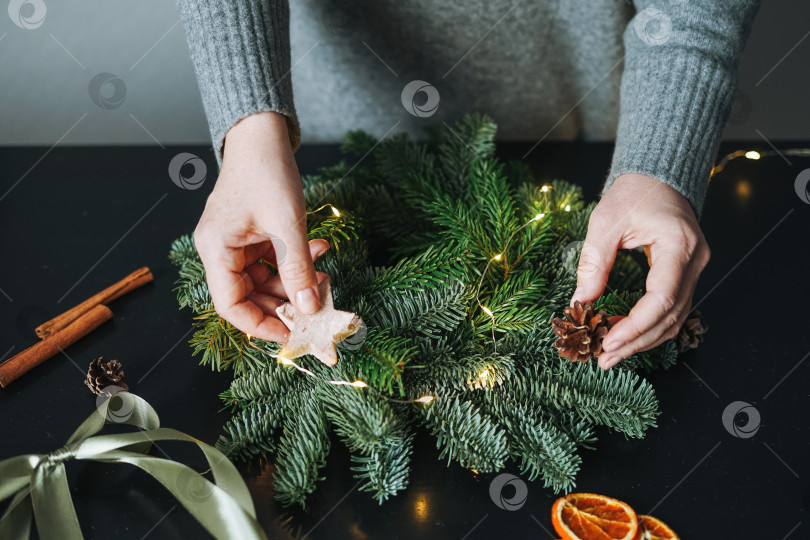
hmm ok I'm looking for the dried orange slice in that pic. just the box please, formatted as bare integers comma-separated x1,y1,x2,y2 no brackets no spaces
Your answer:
635,515,679,540
551,493,638,540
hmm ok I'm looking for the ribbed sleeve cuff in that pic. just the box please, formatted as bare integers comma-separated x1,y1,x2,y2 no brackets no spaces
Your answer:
605,51,736,218
178,0,299,164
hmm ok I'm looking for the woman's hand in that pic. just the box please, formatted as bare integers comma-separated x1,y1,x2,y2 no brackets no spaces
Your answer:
194,111,329,343
572,173,711,369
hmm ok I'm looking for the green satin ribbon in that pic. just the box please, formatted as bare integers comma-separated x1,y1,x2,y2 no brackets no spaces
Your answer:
0,391,267,540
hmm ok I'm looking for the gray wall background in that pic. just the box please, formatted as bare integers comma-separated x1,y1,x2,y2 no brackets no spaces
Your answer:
0,0,807,147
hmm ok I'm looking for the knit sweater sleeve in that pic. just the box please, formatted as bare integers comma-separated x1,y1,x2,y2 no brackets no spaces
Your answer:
605,0,760,217
176,0,299,163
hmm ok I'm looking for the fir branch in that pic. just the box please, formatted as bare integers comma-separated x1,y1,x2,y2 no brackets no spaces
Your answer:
174,258,211,312
351,434,414,504
529,361,660,438
307,214,361,251
419,396,509,472
428,195,496,260
215,390,309,462
626,340,678,374
608,251,646,292
367,243,468,294
189,310,268,375
364,280,469,342
273,395,330,508
168,234,199,267
223,359,311,406
317,371,410,454
469,158,520,250
480,392,580,491
410,351,516,393
437,114,497,200
594,290,644,317
348,327,417,395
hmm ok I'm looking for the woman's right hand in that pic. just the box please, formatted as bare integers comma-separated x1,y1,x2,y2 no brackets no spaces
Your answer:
193,111,329,343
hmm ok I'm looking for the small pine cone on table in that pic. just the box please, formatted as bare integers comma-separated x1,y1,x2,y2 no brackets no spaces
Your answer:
84,356,129,395
552,300,611,363
676,310,707,352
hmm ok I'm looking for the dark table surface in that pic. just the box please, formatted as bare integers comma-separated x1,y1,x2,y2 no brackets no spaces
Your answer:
1,141,808,540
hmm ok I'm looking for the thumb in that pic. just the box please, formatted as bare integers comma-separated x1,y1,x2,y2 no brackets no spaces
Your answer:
272,222,321,314
571,229,620,304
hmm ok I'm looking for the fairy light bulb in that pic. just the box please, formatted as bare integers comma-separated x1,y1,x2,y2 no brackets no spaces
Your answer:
416,395,434,404
350,380,367,388
331,206,341,217
481,306,493,317
278,356,294,365
745,151,761,160
493,253,502,261
541,185,549,192
564,205,571,212
533,213,545,221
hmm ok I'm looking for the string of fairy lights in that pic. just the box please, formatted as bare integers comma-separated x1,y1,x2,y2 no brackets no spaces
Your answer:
243,146,808,406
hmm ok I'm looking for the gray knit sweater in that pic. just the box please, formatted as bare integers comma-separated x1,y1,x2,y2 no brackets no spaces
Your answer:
177,0,759,216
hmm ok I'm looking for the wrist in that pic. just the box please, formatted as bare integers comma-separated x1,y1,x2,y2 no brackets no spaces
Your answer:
223,111,295,165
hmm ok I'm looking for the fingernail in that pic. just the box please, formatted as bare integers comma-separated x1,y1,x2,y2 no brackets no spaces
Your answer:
605,356,622,369
296,286,320,314
571,286,584,302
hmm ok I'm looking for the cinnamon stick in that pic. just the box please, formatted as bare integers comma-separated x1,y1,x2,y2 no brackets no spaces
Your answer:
0,304,113,388
35,267,152,339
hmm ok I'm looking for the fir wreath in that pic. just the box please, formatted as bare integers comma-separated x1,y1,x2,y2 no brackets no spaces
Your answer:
169,114,679,508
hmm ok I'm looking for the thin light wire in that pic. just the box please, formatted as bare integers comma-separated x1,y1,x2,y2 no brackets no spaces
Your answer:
710,148,810,177
473,211,546,353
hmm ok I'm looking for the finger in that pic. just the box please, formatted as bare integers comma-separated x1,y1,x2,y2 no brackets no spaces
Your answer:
599,294,691,369
309,239,330,260
247,291,285,317
601,244,688,354
269,218,324,314
600,267,698,369
253,271,330,299
571,217,621,304
245,238,328,268
253,315,292,343
245,239,330,288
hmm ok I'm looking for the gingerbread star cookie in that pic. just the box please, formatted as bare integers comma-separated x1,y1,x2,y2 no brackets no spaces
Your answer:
275,278,362,366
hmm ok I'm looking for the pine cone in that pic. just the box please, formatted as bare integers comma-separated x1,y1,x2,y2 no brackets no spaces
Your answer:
676,310,707,352
552,300,611,363
84,356,128,395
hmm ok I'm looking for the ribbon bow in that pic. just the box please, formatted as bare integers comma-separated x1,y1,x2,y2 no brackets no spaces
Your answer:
0,391,267,540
